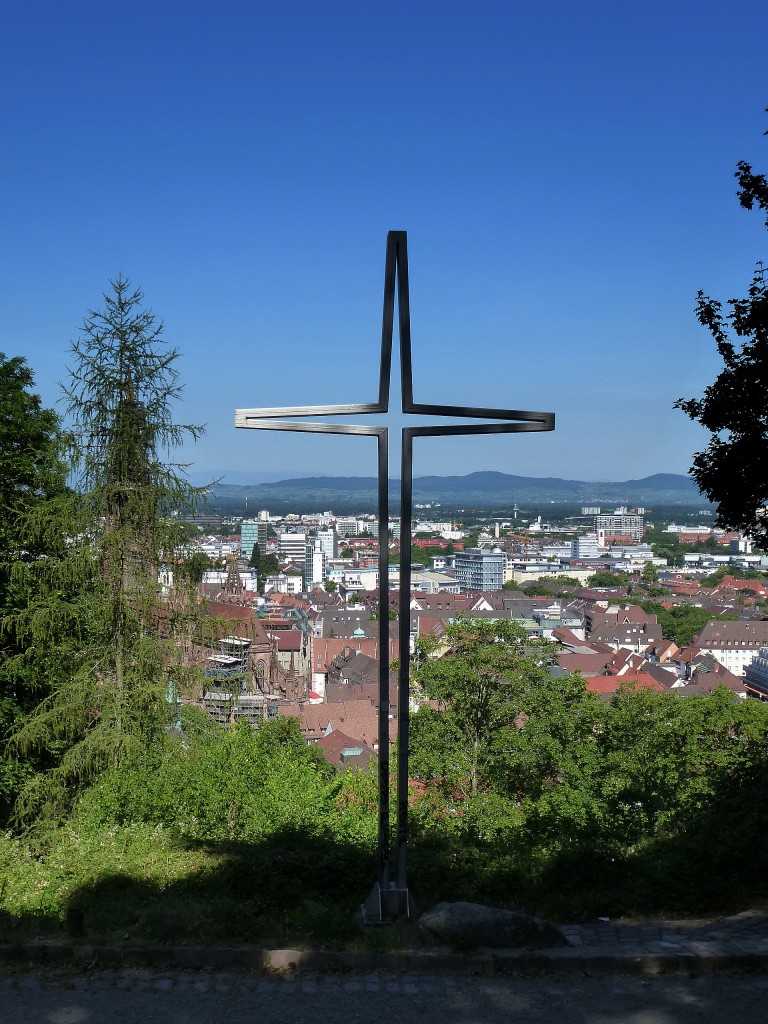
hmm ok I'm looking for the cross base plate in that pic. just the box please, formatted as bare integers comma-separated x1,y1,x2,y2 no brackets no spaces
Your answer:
360,881,413,924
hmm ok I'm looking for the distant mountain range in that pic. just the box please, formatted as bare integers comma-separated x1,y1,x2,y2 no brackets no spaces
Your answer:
205,471,708,512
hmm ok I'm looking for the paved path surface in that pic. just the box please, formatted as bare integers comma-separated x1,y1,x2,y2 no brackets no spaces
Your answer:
4,968,768,1023
557,905,768,958
4,907,768,1022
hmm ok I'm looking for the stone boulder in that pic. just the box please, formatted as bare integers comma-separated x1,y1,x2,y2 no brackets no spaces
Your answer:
419,901,569,950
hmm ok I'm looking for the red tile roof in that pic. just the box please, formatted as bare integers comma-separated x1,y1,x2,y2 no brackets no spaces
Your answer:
204,601,271,645
559,652,615,675
312,637,399,673
267,629,303,651
315,729,375,770
298,699,397,748
552,627,585,646
586,673,663,694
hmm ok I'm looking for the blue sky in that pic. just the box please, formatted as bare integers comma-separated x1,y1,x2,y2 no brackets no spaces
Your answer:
2,0,766,483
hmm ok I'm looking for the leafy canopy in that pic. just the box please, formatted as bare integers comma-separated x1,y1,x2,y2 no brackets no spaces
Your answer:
410,618,599,800
0,355,69,824
676,123,768,545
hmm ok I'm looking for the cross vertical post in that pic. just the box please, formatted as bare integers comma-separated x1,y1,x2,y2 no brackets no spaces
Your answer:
396,428,415,895
375,427,390,899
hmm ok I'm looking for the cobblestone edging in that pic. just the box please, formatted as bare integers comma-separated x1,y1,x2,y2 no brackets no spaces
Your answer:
1,941,768,977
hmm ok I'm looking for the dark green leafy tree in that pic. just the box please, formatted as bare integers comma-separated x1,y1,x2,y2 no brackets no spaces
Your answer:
9,277,205,819
410,618,600,800
256,553,279,592
246,543,278,591
180,550,211,586
596,687,768,843
501,580,526,592
700,566,731,588
638,600,737,647
541,574,580,586
519,582,558,597
0,355,69,822
641,562,659,584
587,570,629,588
676,128,768,546
0,356,67,564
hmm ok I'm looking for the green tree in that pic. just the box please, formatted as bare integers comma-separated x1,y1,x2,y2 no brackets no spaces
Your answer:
700,566,730,588
248,542,261,569
9,278,205,819
638,600,737,647
410,618,599,800
520,582,558,597
675,130,768,546
641,561,659,584
596,687,768,843
587,570,629,588
181,551,211,586
501,580,525,592
0,355,69,823
369,604,397,621
256,552,279,591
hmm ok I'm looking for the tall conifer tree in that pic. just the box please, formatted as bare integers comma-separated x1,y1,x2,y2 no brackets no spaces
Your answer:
10,278,205,819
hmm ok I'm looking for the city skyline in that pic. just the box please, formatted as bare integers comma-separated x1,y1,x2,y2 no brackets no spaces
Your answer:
2,1,767,481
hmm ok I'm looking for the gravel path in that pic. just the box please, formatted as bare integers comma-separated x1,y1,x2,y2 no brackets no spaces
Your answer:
4,967,768,1024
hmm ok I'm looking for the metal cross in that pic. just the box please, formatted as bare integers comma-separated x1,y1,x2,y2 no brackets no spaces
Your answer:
235,231,555,922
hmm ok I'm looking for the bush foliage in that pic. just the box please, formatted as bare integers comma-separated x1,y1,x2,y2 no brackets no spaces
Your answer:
5,628,768,942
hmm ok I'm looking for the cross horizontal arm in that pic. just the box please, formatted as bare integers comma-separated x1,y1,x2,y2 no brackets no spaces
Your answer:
408,419,554,437
234,418,386,437
405,402,554,427
236,403,386,422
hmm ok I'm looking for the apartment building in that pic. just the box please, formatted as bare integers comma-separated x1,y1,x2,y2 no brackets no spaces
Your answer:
697,620,768,676
277,532,307,569
594,513,644,541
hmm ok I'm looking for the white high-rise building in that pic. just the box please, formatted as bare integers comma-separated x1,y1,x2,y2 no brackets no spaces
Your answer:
594,513,644,541
278,532,307,569
571,533,601,559
304,541,326,588
315,528,338,560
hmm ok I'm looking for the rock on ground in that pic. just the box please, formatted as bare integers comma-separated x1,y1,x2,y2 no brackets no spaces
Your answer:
419,901,569,949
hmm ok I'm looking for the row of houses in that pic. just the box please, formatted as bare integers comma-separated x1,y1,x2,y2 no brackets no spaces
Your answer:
187,558,768,770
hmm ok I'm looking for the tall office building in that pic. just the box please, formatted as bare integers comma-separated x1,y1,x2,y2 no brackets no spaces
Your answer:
240,519,269,560
454,547,506,591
